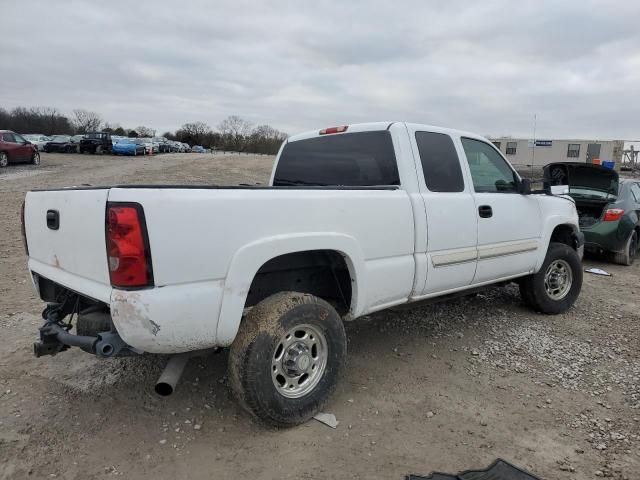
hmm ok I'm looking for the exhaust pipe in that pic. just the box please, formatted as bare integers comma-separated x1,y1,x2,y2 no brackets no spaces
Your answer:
155,353,191,396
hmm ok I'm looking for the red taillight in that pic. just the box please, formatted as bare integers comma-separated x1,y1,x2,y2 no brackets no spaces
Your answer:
106,203,153,288
319,125,348,135
21,200,29,255
603,208,624,222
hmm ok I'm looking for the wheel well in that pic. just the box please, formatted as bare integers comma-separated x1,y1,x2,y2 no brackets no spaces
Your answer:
245,250,353,316
550,224,577,249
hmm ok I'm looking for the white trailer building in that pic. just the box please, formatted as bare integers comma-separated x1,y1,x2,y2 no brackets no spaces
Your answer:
489,138,624,168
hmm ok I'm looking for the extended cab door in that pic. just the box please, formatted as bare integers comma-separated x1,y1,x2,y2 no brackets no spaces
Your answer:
408,127,478,295
459,137,541,283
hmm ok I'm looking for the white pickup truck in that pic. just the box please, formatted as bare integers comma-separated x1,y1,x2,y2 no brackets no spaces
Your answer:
23,122,584,426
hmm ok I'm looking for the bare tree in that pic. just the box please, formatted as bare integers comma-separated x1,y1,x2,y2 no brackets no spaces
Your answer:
177,122,212,145
72,109,102,133
135,126,154,137
218,116,253,151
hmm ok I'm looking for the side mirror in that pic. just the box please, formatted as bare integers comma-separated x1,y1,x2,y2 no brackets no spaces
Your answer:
518,178,532,195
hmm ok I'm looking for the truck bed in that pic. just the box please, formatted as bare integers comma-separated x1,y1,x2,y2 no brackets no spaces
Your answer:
24,184,416,352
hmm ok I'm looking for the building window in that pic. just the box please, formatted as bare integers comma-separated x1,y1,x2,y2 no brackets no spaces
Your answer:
506,142,517,155
492,141,501,150
567,144,580,158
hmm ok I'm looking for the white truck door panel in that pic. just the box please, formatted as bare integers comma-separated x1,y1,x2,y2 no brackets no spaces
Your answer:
458,137,542,283
407,127,478,295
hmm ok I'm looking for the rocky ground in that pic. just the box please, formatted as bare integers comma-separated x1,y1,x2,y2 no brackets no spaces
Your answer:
0,153,639,479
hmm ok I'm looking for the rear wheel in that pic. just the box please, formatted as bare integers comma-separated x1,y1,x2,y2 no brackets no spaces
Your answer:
613,230,638,266
228,292,346,427
0,152,8,168
96,146,103,155
519,242,582,314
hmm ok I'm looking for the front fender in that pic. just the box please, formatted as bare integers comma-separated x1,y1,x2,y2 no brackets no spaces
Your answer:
215,232,366,345
534,196,580,271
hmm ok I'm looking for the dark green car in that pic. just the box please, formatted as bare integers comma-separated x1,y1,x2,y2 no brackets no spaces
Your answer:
545,163,640,265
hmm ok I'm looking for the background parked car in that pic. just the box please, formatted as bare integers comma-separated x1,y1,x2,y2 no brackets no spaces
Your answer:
79,132,113,154
112,138,146,156
0,130,40,167
191,145,205,153
152,137,171,153
43,135,75,153
23,134,52,151
546,162,640,265
67,134,85,153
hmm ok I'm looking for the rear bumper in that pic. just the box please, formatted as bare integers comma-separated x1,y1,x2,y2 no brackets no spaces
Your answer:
30,263,226,354
110,280,225,353
583,220,629,253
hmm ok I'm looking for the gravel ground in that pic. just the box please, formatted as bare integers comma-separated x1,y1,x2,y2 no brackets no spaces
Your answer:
0,152,639,480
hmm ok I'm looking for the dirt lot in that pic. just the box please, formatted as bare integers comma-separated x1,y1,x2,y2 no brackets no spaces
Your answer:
1,153,639,480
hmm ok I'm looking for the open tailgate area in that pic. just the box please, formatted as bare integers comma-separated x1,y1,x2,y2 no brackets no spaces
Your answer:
24,188,112,301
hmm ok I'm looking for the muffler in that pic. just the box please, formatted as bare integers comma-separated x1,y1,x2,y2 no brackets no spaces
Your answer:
155,353,191,396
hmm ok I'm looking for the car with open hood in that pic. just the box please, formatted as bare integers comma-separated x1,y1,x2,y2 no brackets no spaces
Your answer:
544,162,640,265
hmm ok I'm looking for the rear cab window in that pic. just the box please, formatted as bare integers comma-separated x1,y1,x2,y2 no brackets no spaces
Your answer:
415,131,464,192
273,131,400,186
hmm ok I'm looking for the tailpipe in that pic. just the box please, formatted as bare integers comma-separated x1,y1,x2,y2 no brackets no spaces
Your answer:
155,353,191,396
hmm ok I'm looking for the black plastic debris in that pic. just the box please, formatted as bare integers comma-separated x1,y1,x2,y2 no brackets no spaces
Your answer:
407,458,540,480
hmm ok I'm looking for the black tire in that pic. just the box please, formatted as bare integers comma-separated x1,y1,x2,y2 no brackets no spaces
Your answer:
228,292,347,427
0,152,8,168
519,242,582,314
612,230,638,266
31,151,40,166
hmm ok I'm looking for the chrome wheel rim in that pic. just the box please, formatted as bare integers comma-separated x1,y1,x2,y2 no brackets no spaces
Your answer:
271,324,327,399
0,153,7,167
544,259,572,300
33,152,40,165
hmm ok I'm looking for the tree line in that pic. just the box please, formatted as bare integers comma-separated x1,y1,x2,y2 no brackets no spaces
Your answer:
0,107,288,155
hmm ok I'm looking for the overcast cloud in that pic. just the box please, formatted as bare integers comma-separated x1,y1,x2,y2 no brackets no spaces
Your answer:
2,0,639,139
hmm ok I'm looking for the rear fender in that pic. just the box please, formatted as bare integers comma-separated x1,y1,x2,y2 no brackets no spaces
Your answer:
216,233,365,345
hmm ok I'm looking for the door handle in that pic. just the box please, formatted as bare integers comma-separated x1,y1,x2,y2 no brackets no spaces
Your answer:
478,205,493,218
46,210,60,230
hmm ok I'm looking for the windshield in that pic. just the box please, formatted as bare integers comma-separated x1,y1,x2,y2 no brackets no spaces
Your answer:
273,131,400,186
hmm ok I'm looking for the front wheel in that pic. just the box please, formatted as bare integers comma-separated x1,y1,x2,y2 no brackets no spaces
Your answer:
31,151,40,166
228,292,347,427
519,242,582,314
0,152,8,168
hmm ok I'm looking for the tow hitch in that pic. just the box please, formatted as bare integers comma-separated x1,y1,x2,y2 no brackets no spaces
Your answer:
34,295,133,358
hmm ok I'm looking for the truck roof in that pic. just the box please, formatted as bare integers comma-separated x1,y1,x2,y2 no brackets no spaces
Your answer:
287,122,488,144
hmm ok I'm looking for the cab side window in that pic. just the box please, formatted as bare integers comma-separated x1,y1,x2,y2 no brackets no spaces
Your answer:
630,183,640,203
415,131,464,192
461,138,518,193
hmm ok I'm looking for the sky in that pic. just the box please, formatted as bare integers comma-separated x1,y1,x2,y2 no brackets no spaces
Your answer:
2,0,639,139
